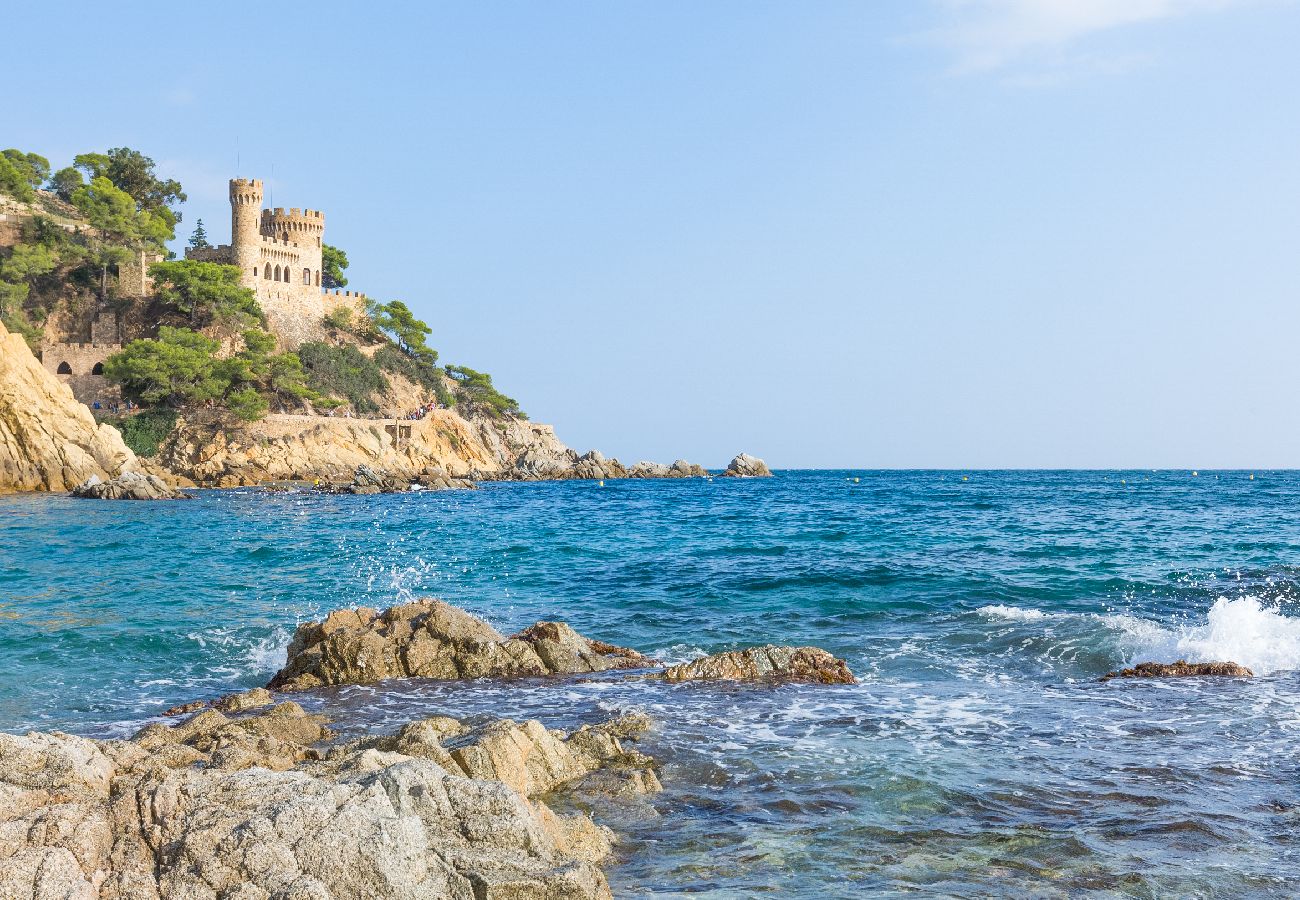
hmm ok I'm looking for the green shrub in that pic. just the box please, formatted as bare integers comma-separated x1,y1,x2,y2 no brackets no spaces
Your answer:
297,341,387,414
98,407,177,458
374,343,454,406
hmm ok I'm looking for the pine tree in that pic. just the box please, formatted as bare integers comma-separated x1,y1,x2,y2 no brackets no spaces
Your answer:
187,219,211,251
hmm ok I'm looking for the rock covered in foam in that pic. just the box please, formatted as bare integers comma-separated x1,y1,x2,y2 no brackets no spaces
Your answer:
660,645,856,684
267,599,653,692
0,701,659,899
719,452,772,478
1101,660,1253,680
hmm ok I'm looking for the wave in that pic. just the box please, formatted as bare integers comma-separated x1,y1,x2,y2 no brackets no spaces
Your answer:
1116,597,1300,675
978,597,1300,675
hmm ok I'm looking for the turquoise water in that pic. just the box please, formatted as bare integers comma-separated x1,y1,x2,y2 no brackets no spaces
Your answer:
4,471,1300,896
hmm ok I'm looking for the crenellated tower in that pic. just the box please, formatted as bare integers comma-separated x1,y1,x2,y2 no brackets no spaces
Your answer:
261,207,325,287
229,178,264,287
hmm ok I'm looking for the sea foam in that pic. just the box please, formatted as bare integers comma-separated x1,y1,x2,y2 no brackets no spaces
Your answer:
1115,596,1300,676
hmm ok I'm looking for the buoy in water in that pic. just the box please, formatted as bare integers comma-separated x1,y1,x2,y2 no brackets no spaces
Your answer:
598,480,604,487
854,477,860,483
1192,471,1198,476
962,476,969,482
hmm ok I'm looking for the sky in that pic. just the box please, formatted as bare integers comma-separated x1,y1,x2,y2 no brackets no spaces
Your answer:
8,0,1300,468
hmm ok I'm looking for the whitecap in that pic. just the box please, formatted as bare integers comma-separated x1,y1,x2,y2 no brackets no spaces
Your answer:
1110,596,1300,676
977,604,1048,621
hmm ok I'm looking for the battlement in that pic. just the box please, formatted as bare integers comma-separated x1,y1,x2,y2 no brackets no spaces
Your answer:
331,290,369,300
259,234,300,247
229,178,264,206
263,208,324,220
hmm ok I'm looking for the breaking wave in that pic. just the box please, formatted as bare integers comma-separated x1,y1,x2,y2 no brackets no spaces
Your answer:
979,597,1300,675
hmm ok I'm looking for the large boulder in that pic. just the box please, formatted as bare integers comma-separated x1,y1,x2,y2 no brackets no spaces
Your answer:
661,645,856,684
0,319,137,493
71,471,189,500
719,452,772,478
0,702,656,900
1101,660,1253,681
267,599,654,692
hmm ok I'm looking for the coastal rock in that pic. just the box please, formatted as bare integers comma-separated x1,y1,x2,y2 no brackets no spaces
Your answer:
70,471,189,500
0,318,137,493
1101,660,1254,680
0,703,654,900
660,645,856,684
719,452,772,478
267,599,655,692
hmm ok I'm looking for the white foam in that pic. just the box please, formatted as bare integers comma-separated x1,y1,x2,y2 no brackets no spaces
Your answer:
1112,597,1300,676
978,604,1048,621
243,626,292,673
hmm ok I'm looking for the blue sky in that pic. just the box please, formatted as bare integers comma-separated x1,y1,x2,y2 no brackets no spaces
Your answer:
9,1,1300,467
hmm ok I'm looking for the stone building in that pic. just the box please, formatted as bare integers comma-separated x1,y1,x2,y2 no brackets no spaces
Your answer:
41,310,122,406
187,178,367,348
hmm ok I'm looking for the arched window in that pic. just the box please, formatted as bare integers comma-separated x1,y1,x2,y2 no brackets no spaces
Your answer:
252,266,259,277
264,263,271,280
274,264,281,282
56,361,72,375
92,362,105,375
303,268,311,285
315,270,320,286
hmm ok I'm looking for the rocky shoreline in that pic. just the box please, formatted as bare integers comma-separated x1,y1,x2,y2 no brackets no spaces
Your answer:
0,598,853,899
0,593,1259,899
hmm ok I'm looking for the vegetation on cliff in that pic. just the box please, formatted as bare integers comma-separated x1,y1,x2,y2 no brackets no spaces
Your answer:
1,143,525,423
0,146,184,342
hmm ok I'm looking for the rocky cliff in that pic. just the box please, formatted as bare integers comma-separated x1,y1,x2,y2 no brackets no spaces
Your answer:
151,406,717,488
0,319,136,493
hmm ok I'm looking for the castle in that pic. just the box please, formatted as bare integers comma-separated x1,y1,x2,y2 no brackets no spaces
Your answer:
185,178,367,348
24,177,369,403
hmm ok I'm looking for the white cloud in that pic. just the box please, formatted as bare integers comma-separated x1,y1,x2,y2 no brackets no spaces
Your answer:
928,0,1261,74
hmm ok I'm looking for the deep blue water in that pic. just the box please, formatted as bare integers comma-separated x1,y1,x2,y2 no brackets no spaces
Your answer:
4,471,1300,896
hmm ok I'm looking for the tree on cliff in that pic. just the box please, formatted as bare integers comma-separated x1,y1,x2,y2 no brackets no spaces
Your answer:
188,219,212,251
321,244,349,289
444,365,524,419
74,148,186,240
71,176,171,302
149,260,263,328
0,150,49,202
103,327,226,407
369,300,436,363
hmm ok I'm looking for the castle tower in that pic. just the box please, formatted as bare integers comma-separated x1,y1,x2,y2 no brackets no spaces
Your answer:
229,178,263,287
262,207,325,287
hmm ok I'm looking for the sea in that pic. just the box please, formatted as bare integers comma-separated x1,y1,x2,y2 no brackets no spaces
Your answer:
3,470,1300,897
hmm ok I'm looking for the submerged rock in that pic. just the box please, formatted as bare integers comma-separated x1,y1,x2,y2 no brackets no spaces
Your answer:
0,701,656,900
660,645,856,684
267,599,654,692
1101,660,1254,680
719,452,772,478
71,470,190,500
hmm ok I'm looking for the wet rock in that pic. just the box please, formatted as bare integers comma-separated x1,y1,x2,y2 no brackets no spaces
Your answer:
267,599,655,692
660,645,856,684
212,686,275,713
0,705,647,899
160,700,207,717
719,452,772,478
71,470,190,500
1101,660,1254,680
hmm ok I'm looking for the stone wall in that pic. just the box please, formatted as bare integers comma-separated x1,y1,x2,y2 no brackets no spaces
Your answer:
40,342,122,405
